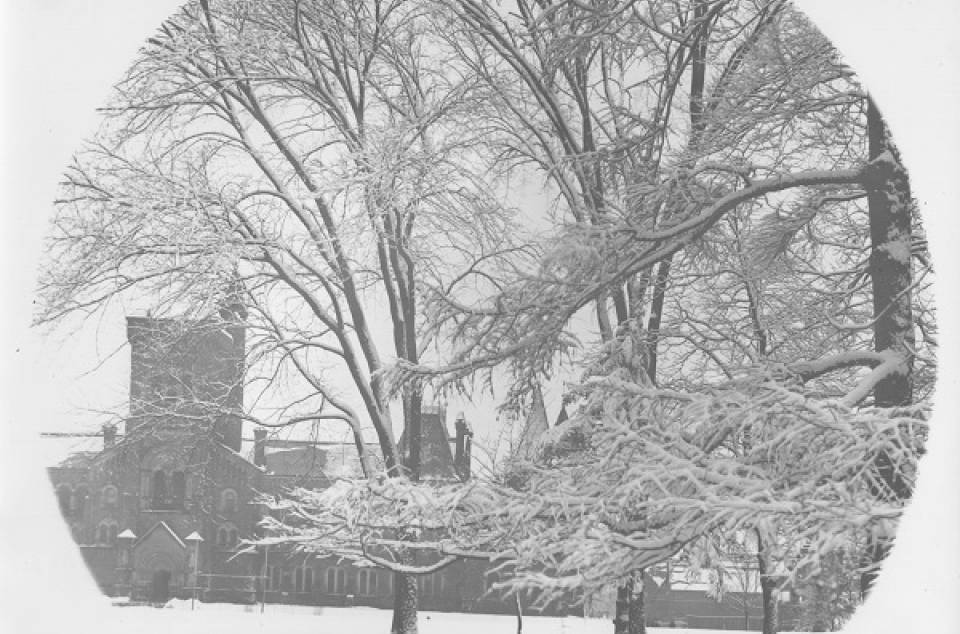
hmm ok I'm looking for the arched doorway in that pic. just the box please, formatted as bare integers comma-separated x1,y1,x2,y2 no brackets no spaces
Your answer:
150,569,172,603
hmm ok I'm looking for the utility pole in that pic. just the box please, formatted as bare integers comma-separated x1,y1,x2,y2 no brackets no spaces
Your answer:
185,531,204,610
261,544,269,614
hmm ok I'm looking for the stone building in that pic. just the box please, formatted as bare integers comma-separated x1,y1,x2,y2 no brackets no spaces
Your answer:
47,313,797,627
47,313,505,612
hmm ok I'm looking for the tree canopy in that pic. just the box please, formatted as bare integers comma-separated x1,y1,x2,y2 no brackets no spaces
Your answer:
38,1,932,633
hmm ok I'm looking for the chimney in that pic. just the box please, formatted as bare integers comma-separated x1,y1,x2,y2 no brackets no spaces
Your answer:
102,423,117,449
454,413,473,481
253,428,267,468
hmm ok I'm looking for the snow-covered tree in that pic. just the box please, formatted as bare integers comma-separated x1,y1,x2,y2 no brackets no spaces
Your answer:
373,8,929,634
482,342,926,592
37,2,933,633
37,1,524,631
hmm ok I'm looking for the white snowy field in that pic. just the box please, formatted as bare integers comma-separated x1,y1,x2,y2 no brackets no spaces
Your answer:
78,599,809,634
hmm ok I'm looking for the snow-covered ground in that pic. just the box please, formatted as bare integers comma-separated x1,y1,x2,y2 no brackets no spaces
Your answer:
76,599,803,634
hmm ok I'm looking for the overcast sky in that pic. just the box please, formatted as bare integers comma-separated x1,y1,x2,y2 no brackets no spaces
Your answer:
1,2,959,633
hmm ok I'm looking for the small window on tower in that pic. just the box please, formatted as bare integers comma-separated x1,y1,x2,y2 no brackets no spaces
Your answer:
219,488,238,514
102,485,119,507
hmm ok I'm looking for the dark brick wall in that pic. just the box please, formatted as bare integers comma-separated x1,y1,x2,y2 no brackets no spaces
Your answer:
126,317,244,452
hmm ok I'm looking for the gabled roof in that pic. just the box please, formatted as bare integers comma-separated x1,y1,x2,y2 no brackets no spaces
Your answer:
211,439,265,476
134,520,186,550
515,387,550,461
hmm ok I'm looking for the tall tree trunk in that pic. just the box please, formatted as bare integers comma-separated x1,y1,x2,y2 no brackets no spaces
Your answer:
644,259,672,381
627,572,646,634
614,571,648,632
614,578,631,634
759,569,779,634
861,97,914,597
744,267,777,634
866,99,914,414
756,532,780,634
392,391,423,633
391,566,418,634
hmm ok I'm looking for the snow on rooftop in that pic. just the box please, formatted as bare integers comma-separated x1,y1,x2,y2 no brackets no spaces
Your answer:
37,434,104,467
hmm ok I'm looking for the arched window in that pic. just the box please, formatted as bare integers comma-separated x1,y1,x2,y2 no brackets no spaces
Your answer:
418,573,435,596
101,484,119,508
265,566,276,591
358,569,378,596
303,567,314,594
56,484,72,515
326,567,347,594
271,566,281,591
294,568,303,593
325,568,336,593
152,470,167,508
219,488,238,514
171,471,186,506
96,521,119,546
216,524,239,549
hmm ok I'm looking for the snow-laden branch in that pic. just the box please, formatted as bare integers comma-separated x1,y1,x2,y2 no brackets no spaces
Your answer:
261,355,927,605
787,350,891,381
388,162,872,395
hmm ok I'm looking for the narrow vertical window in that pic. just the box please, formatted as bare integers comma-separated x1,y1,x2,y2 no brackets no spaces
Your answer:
219,488,238,514
152,470,167,507
326,568,335,593
171,471,186,506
